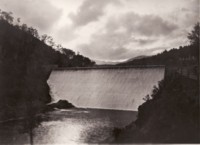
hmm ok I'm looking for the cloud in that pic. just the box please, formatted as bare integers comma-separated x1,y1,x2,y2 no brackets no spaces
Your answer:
56,25,77,43
119,12,178,37
69,0,120,27
0,0,198,62
168,0,199,29
0,0,62,32
77,12,178,60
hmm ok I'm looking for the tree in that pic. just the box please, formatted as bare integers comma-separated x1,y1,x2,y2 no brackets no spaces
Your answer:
188,22,199,45
27,27,39,39
0,10,14,24
47,36,55,47
41,34,54,46
56,44,62,50
15,18,21,28
41,34,48,42
20,24,28,32
17,18,20,23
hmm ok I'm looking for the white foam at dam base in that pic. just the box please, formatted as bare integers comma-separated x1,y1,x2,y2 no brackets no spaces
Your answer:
47,68,165,111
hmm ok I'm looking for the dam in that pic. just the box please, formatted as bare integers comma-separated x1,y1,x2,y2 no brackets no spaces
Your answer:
47,66,165,111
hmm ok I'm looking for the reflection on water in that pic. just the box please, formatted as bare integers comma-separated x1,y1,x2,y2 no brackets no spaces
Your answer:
35,120,84,144
0,108,137,144
48,68,165,111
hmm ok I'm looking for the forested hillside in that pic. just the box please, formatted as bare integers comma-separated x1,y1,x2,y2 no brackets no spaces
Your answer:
114,23,199,143
0,10,95,120
118,23,199,68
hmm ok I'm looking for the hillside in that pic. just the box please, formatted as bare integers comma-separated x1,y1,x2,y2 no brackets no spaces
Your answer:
0,11,95,120
117,44,198,67
113,23,199,143
119,55,148,64
115,71,199,143
117,22,199,69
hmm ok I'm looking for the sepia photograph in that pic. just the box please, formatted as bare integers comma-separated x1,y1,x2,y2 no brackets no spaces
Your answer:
0,0,199,144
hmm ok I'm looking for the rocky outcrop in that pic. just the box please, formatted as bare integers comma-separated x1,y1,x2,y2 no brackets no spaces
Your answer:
45,100,75,112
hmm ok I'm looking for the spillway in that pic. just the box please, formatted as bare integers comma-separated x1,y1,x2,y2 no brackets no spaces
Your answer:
47,67,165,111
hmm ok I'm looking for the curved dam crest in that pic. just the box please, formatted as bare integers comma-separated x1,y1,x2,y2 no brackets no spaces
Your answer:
47,67,165,111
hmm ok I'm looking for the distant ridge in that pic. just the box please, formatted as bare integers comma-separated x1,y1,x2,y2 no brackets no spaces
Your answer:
93,56,148,65
119,55,149,64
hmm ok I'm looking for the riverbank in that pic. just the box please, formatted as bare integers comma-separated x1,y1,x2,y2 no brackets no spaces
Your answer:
54,65,165,71
113,69,199,143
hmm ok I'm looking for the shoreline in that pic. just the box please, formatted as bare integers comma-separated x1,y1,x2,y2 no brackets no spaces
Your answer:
53,65,165,71
0,106,137,124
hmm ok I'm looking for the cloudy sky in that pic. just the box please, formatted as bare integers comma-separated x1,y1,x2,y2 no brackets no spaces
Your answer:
0,0,199,62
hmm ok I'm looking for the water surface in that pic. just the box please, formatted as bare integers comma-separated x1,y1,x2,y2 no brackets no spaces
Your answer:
0,108,137,144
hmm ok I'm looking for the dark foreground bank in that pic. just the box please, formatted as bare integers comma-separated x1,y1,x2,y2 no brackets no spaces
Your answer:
113,71,199,143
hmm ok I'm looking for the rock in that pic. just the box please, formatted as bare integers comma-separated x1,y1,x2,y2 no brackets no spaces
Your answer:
53,100,75,109
44,100,75,112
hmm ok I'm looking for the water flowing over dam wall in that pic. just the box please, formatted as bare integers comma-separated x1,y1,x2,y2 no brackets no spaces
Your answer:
47,67,165,111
